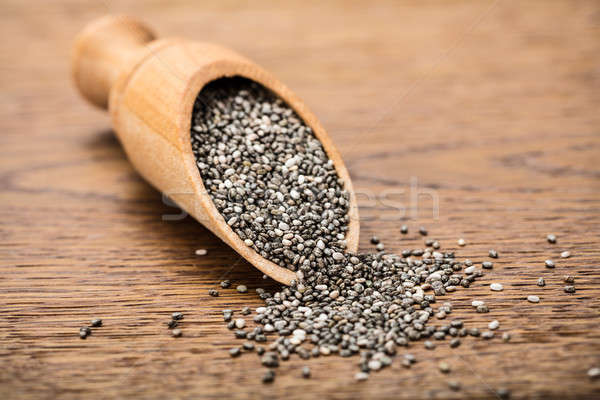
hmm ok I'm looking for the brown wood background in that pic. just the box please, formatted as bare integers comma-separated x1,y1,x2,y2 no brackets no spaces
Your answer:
1,1,599,399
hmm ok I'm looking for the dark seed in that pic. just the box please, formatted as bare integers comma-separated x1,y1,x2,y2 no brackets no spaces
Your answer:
489,249,498,258
229,347,241,357
497,388,511,399
537,277,545,287
482,261,493,269
547,234,557,244
370,236,380,244
302,366,311,378
401,225,408,234
220,280,231,289
91,319,102,327
439,361,451,373
172,312,184,321
262,370,275,383
564,285,576,293
167,320,178,329
208,289,219,297
545,259,555,268
419,227,428,236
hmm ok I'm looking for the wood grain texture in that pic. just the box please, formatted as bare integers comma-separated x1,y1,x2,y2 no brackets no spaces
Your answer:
1,1,599,399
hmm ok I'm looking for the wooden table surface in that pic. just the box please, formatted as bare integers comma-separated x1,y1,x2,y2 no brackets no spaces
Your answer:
1,1,599,399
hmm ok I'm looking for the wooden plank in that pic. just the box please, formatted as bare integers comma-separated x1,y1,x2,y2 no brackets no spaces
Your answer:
1,1,599,398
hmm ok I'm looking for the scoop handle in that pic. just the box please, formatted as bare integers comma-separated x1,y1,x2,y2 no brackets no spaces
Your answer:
71,15,156,109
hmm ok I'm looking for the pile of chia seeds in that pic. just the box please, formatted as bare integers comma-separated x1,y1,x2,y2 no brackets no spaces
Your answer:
190,78,578,391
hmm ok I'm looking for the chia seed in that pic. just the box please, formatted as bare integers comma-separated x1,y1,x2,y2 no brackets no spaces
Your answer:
482,261,493,269
537,277,545,287
564,285,576,293
527,295,540,303
172,312,184,321
262,370,275,383
490,283,504,291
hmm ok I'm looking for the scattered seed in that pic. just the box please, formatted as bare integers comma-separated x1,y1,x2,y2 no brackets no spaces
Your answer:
546,234,557,244
241,306,251,315
220,280,231,288
424,340,436,350
91,318,102,327
229,347,241,357
79,327,90,339
262,370,275,383
564,285,576,293
401,225,408,234
481,331,495,340
537,277,545,287
171,329,182,338
563,276,575,283
195,249,207,256
490,283,504,291
497,388,511,399
476,304,490,313
167,320,178,329
471,300,485,307
234,330,247,339
488,320,500,330
588,367,600,379
502,332,511,342
172,312,184,321
235,319,246,329
489,249,498,258
545,259,555,269
301,366,311,378
448,381,461,391
208,289,219,297
457,238,466,247
482,261,493,269
439,361,451,373
419,227,428,236
355,372,369,381
450,338,461,348
370,236,380,244
236,285,248,293
527,295,540,303
368,360,382,371
561,251,571,259
243,342,255,351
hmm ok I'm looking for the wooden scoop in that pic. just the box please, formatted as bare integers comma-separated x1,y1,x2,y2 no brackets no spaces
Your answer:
71,15,359,285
